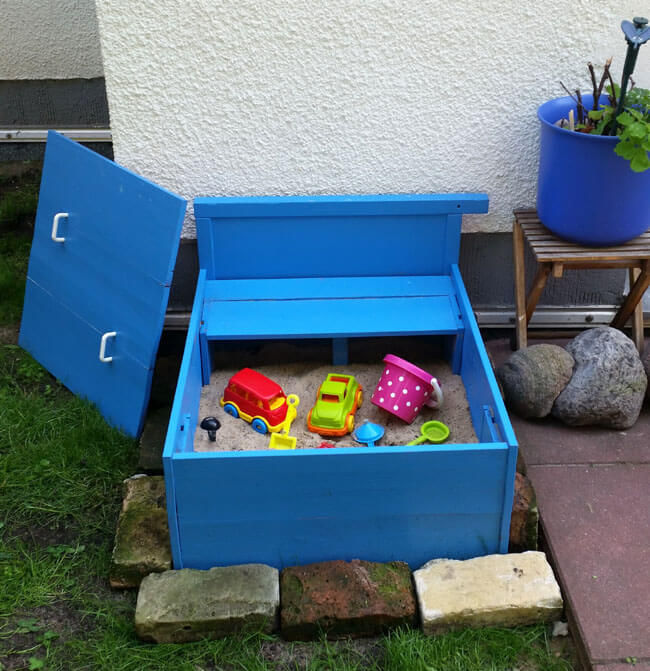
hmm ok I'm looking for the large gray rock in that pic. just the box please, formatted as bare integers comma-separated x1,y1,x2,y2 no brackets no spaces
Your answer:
496,345,574,418
642,349,650,403
413,552,563,634
135,564,279,643
552,327,647,430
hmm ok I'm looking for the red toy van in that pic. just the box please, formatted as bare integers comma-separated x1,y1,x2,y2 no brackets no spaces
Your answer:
220,368,289,434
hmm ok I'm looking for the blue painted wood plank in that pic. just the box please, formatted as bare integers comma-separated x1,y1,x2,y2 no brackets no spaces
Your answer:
19,132,186,436
20,279,151,437
35,132,186,284
441,214,462,274
26,237,173,368
450,265,517,449
202,295,462,340
24,132,186,368
194,193,489,218
451,264,518,552
171,445,508,569
196,214,463,280
204,275,455,302
163,270,206,460
164,271,206,568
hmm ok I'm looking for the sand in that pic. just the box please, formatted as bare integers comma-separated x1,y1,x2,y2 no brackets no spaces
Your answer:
194,339,478,451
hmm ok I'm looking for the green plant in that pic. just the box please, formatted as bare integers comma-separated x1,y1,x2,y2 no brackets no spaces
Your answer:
558,17,650,172
560,65,650,173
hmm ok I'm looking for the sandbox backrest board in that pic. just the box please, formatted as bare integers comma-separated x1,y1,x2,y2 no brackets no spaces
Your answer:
194,193,489,280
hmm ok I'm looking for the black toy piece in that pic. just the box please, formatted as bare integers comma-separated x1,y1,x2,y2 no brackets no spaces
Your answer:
200,416,221,441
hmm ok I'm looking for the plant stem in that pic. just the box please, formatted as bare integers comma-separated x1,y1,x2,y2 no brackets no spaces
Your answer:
560,81,589,119
575,90,584,124
588,62,599,109
596,57,613,106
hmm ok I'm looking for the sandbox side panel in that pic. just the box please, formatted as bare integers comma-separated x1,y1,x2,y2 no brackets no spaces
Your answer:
451,264,518,552
171,445,510,570
163,270,206,567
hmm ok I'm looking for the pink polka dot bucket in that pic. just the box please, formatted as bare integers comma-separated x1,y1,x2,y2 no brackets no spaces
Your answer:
370,354,443,423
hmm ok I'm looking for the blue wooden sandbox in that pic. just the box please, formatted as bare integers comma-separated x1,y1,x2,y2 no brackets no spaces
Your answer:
164,195,518,570
19,133,517,571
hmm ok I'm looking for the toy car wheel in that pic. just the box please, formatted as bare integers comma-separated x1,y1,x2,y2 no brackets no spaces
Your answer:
345,414,354,434
223,403,239,419
355,389,363,407
251,418,268,434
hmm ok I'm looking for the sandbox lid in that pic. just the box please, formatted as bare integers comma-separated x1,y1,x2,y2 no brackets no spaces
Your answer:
19,132,186,437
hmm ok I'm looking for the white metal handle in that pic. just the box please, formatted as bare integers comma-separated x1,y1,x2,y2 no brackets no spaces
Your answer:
51,212,69,242
425,377,443,408
99,331,117,363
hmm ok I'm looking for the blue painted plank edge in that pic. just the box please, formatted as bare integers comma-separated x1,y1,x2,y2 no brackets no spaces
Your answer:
164,269,207,568
450,263,518,552
194,193,489,218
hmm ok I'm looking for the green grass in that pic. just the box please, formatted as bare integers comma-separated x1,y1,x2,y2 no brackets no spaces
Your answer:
0,233,31,326
0,183,38,232
0,172,38,326
0,196,575,670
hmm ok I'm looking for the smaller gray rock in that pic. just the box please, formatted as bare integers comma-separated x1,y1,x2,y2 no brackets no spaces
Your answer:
135,564,279,643
496,345,574,418
552,327,647,429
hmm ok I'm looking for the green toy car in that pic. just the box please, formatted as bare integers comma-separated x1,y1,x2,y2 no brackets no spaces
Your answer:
307,374,363,437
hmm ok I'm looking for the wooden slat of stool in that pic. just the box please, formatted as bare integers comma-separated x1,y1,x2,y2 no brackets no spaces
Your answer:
512,210,649,352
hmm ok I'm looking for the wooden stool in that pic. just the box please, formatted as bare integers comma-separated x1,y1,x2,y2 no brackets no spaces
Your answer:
513,209,650,352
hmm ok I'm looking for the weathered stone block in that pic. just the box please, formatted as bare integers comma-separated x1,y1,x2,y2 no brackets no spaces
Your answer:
496,344,574,418
110,475,172,588
414,551,563,634
509,472,539,552
280,559,416,641
135,564,279,643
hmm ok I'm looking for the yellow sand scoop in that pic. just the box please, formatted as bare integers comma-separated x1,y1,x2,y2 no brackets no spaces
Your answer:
269,394,300,449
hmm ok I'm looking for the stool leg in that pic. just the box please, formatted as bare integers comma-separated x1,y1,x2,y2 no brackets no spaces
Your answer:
627,267,645,353
513,220,527,349
612,262,649,353
526,265,552,323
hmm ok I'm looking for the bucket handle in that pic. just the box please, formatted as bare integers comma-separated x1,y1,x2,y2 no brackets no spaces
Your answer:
424,378,443,409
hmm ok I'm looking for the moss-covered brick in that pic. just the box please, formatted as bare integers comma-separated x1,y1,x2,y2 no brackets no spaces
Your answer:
110,475,172,588
280,559,416,640
135,564,279,643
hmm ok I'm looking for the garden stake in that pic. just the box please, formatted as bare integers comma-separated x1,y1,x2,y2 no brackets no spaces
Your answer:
613,17,650,133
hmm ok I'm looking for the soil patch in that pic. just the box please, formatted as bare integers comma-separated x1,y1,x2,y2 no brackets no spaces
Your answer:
0,603,85,671
259,636,385,670
12,520,80,549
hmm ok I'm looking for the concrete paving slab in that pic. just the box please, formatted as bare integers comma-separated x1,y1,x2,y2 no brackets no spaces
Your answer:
527,463,650,666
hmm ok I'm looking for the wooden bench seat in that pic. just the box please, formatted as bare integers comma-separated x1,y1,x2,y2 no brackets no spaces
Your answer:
202,275,463,349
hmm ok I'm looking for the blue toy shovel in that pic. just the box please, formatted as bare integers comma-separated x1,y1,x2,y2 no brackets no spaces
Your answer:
352,422,385,448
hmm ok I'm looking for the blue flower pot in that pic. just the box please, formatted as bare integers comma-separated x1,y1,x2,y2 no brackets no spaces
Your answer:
537,95,650,246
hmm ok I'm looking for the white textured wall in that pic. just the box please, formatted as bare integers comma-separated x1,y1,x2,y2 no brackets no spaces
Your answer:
0,0,103,79
96,1,649,236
